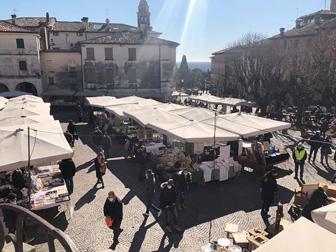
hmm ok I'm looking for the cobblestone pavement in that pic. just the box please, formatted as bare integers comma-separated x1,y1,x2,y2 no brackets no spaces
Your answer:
31,111,336,252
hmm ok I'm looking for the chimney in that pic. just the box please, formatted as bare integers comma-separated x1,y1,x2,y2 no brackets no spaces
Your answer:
280,28,285,36
11,14,16,25
331,0,336,12
295,19,302,29
314,15,322,25
46,12,50,23
81,17,89,29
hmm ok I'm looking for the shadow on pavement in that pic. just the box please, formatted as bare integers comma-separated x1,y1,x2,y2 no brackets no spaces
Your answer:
129,217,158,252
75,185,100,211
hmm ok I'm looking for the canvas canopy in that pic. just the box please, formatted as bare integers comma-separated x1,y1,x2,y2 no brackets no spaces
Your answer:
0,106,50,119
174,108,216,121
124,108,184,128
0,121,74,172
0,97,7,110
254,217,336,252
189,94,253,106
150,103,185,111
202,113,290,138
118,96,147,103
0,115,55,127
4,102,50,110
9,95,43,103
104,104,141,117
312,202,336,234
147,120,240,143
85,96,116,107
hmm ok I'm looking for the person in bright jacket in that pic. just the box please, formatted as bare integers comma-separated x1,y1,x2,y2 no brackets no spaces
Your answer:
104,191,123,249
260,169,278,217
293,142,307,180
160,179,182,233
177,168,191,211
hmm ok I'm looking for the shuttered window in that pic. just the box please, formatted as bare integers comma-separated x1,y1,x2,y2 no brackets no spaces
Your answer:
16,39,25,48
19,61,27,71
105,48,113,60
86,48,95,60
128,48,136,61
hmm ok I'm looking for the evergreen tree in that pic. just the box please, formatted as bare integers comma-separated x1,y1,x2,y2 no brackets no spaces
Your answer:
179,55,189,83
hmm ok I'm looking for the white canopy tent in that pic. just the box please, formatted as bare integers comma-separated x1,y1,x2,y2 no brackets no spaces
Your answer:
150,103,185,111
312,202,336,234
124,108,185,128
147,120,240,143
202,113,291,138
0,97,8,110
9,95,43,103
136,99,162,107
0,115,55,127
174,108,216,121
254,217,336,252
4,102,50,110
85,96,116,107
0,107,50,119
105,104,142,117
0,121,74,172
118,96,147,103
189,94,254,106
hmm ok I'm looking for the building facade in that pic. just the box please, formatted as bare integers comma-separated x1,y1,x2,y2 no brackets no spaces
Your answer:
2,0,178,97
0,21,42,95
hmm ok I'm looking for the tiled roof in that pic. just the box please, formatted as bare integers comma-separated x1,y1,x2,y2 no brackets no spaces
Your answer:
0,21,36,33
300,10,336,19
5,17,56,27
212,46,245,55
319,17,336,29
79,31,179,46
270,23,318,39
51,21,139,32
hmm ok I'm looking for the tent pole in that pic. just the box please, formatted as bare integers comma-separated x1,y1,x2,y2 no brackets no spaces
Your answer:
28,127,31,210
213,111,217,166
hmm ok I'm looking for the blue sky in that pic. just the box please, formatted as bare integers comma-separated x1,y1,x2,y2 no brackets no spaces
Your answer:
0,0,331,62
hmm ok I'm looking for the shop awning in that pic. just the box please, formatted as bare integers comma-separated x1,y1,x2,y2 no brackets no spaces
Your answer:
124,108,184,128
0,91,33,98
312,202,336,234
202,113,291,138
147,120,240,143
254,217,336,252
0,121,74,172
0,115,55,127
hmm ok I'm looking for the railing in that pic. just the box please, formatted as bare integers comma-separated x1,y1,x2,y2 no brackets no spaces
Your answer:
0,203,78,252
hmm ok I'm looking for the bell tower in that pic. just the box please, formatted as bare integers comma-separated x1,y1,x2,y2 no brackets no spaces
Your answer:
137,0,152,32
332,0,336,12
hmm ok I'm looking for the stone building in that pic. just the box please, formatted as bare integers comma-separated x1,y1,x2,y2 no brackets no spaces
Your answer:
2,0,178,97
0,21,42,95
211,0,336,98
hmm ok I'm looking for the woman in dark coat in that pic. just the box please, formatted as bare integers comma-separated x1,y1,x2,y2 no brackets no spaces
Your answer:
143,169,161,217
67,120,77,147
260,169,278,216
94,152,106,188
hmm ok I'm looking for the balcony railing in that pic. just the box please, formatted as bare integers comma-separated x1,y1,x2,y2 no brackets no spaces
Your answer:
0,203,78,252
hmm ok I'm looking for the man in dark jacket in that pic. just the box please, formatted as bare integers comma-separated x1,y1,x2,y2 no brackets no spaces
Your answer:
102,132,112,159
177,168,191,211
67,120,77,147
260,169,278,217
104,191,123,249
136,145,148,181
93,127,104,153
143,169,162,217
59,158,76,195
293,143,307,180
160,179,182,232
309,131,322,163
320,118,329,140
64,131,73,147
3,193,33,243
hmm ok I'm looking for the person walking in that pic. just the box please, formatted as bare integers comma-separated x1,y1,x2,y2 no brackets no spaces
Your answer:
93,127,103,153
160,179,182,233
102,132,113,159
136,145,148,181
59,158,76,195
177,168,191,211
321,136,332,167
104,191,123,250
320,118,329,140
64,130,73,147
308,131,322,163
3,193,34,244
94,152,106,188
143,169,162,218
260,169,278,217
293,143,307,180
67,120,78,147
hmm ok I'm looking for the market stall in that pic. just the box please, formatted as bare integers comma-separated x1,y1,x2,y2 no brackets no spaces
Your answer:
0,115,55,127
312,202,336,234
254,217,336,252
